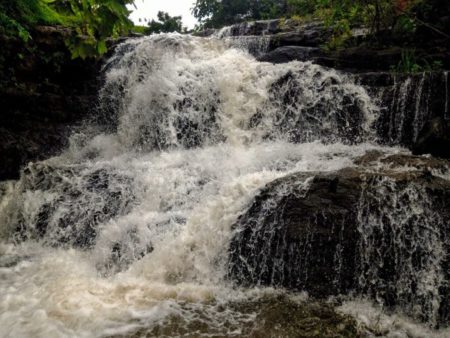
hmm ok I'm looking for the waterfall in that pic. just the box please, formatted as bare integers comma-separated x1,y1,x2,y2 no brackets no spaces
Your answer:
372,71,450,147
445,71,449,119
98,34,377,150
357,177,447,326
228,167,450,327
213,26,271,57
0,33,448,337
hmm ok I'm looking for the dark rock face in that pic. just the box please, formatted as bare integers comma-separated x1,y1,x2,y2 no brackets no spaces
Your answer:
217,19,449,72
355,72,450,151
321,47,404,72
229,169,361,296
268,22,331,50
412,117,450,158
207,17,450,72
258,46,323,64
0,26,101,181
228,155,450,325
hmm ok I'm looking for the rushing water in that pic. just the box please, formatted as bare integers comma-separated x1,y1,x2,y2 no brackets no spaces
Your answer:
0,33,449,337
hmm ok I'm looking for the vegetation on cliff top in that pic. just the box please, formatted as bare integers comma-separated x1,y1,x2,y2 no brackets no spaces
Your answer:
192,0,449,37
192,0,449,72
0,0,135,58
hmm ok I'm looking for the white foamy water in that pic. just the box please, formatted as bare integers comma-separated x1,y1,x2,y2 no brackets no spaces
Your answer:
0,33,447,337
0,142,393,338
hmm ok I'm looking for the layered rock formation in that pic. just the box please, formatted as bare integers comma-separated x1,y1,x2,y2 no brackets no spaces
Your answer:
1,19,449,181
357,71,450,150
228,153,450,326
211,19,450,72
213,19,450,157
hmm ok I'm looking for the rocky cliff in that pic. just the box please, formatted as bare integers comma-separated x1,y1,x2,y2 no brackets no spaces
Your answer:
0,26,101,181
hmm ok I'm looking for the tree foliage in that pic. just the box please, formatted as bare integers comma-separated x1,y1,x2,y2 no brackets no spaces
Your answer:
192,0,287,28
193,0,449,48
60,0,135,59
0,0,61,42
310,0,449,48
191,0,446,31
145,11,183,34
0,0,135,58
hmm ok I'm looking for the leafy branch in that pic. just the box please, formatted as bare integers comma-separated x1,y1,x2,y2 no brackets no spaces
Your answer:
0,0,135,58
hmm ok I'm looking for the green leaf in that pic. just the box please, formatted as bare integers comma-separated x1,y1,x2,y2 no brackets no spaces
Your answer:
96,40,107,55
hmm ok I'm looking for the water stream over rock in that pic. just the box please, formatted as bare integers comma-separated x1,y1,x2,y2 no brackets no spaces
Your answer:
0,33,449,337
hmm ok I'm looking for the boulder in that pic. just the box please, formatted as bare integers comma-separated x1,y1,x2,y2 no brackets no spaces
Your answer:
228,154,450,325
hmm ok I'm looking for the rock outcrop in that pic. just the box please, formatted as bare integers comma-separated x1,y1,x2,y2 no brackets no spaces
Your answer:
228,153,450,326
412,116,450,158
211,19,450,72
209,20,450,156
356,72,450,150
0,26,101,181
258,46,323,64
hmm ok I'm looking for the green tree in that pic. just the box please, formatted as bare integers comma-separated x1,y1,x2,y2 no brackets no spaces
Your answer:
192,0,287,28
61,0,136,58
286,0,318,16
145,11,183,34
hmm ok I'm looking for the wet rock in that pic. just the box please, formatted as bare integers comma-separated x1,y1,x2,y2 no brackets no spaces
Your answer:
133,294,360,338
0,26,101,181
354,72,449,149
258,45,411,72
413,117,450,159
228,19,281,36
322,47,403,72
229,169,361,295
198,19,283,38
268,22,331,50
8,163,136,248
266,70,367,144
228,155,450,325
355,151,450,174
258,46,323,64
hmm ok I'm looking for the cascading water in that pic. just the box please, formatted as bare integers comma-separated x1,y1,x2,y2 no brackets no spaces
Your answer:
213,26,270,57
371,71,450,147
445,71,449,119
357,177,448,327
0,33,448,337
379,75,431,145
212,20,276,57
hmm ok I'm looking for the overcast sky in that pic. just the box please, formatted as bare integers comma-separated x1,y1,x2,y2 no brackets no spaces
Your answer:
128,0,199,29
